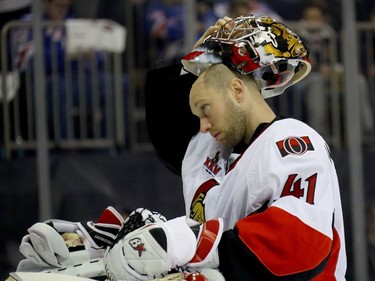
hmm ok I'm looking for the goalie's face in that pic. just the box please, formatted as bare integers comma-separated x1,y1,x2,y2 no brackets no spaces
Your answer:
189,68,247,148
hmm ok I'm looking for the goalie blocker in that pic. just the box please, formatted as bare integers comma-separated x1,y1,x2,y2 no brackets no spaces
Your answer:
104,216,224,281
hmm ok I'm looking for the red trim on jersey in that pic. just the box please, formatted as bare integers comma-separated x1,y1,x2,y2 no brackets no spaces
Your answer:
191,178,219,203
311,228,340,280
236,206,332,276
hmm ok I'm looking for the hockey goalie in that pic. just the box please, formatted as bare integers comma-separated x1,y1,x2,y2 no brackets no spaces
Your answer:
7,14,347,281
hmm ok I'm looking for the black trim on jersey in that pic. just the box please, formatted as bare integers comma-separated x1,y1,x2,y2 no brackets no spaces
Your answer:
218,228,329,281
252,200,270,215
145,63,199,176
233,117,280,154
228,117,280,173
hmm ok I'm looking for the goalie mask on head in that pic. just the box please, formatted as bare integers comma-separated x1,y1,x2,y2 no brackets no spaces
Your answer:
181,15,312,99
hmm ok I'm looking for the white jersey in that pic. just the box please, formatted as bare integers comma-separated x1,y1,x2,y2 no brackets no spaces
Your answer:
182,117,346,280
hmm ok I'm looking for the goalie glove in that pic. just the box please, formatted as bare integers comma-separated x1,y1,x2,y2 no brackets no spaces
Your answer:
16,206,125,277
114,208,168,244
104,217,223,281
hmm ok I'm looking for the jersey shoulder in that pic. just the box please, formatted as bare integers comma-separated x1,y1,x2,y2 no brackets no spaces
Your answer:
251,118,330,163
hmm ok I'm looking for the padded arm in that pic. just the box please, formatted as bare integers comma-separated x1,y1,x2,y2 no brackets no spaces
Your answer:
145,63,199,176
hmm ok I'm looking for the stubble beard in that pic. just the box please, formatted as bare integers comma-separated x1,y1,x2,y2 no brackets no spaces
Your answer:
220,100,246,148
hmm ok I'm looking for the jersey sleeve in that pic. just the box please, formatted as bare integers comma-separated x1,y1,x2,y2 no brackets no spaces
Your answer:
218,199,338,280
145,63,199,176
218,120,343,280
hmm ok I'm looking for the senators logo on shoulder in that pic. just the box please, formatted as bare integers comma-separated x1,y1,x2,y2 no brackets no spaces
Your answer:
276,136,314,157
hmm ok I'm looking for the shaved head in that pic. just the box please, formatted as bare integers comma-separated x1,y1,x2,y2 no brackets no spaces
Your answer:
201,64,259,95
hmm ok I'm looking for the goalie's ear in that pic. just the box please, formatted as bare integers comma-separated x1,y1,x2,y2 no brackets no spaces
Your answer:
145,63,199,176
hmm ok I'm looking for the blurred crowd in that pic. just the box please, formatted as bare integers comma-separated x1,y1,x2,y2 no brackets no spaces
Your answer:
1,0,374,64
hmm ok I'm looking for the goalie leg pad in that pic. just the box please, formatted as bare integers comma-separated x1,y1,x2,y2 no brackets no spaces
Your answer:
16,206,126,279
19,223,70,268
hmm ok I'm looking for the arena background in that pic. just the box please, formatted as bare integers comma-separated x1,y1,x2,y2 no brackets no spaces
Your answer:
1,0,375,280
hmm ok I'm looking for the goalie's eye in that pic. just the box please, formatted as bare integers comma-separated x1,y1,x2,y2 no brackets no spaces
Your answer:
200,104,211,116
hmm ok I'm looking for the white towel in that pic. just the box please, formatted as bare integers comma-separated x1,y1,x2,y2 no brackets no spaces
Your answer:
65,19,126,55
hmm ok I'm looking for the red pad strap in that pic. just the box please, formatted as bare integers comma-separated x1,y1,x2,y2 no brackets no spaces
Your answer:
96,206,124,226
189,218,223,266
